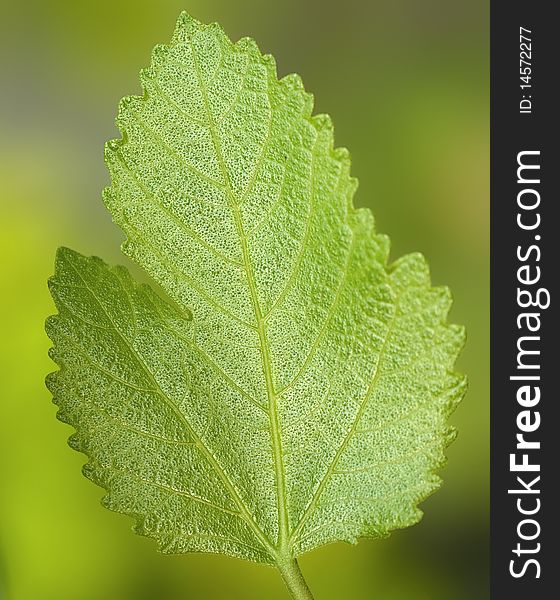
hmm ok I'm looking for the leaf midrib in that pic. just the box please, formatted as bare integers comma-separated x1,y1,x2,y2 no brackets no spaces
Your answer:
188,37,290,558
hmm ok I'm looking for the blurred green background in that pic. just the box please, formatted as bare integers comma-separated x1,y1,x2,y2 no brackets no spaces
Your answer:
0,1,488,599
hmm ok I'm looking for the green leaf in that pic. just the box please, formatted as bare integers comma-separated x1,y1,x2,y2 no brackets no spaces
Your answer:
46,9,465,579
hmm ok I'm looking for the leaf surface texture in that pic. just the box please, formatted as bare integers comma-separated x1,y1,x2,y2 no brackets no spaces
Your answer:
47,13,466,563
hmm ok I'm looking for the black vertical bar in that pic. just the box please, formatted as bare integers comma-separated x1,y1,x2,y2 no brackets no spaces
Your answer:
491,2,557,598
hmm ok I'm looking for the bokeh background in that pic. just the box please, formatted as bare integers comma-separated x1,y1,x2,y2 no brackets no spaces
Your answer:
0,1,488,599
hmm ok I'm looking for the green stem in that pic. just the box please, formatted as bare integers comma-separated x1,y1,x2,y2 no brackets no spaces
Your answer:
278,557,315,600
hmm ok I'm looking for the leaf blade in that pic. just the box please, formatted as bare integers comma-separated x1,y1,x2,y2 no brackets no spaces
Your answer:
47,11,466,565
